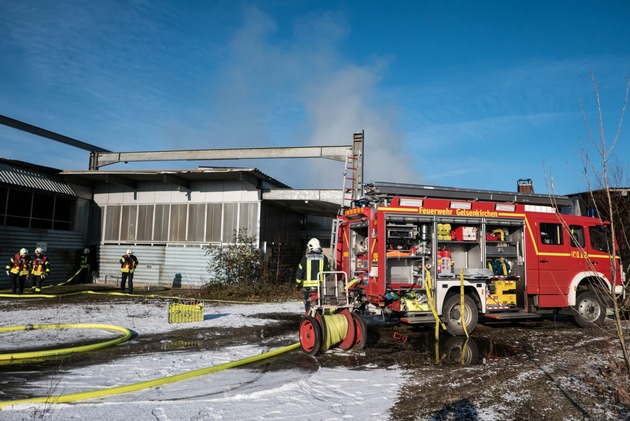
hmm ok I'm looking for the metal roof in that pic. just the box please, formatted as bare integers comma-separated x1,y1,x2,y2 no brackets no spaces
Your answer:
60,167,291,189
365,181,573,207
0,158,76,196
61,167,344,217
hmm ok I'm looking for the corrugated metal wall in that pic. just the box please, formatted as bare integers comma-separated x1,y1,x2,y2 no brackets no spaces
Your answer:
0,226,84,289
96,244,210,289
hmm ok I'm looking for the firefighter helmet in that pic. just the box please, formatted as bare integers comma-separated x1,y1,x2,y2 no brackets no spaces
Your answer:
19,248,28,256
83,248,90,254
35,247,43,254
126,249,133,255
307,238,321,253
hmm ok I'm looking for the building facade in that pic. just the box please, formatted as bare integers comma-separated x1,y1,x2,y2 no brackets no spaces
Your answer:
0,159,90,288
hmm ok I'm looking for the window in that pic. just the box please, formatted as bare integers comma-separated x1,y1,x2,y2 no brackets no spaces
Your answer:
53,196,73,230
589,225,611,253
6,189,31,227
569,225,585,248
540,223,563,245
102,202,259,244
0,187,6,225
0,188,75,230
31,193,54,229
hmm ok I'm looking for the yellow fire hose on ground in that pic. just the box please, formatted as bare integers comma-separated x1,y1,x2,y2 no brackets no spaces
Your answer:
0,273,307,409
0,323,132,362
0,341,300,410
1,267,261,305
0,286,304,409
0,288,271,305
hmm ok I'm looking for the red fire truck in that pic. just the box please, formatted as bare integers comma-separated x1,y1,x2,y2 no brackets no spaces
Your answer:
298,181,625,354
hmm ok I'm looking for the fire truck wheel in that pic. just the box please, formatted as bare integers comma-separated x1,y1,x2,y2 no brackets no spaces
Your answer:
572,290,605,328
443,294,478,336
351,311,368,350
299,316,322,355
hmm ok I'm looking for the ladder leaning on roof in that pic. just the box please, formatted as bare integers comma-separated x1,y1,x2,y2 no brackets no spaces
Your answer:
331,131,365,269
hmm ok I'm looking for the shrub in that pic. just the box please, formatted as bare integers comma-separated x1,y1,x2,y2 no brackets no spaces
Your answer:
203,229,296,299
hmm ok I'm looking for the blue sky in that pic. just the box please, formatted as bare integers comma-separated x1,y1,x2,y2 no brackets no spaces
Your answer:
1,1,629,194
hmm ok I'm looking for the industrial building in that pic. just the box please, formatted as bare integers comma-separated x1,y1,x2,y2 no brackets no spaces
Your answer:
0,157,346,289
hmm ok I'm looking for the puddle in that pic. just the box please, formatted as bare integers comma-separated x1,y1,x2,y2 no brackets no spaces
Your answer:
386,327,519,366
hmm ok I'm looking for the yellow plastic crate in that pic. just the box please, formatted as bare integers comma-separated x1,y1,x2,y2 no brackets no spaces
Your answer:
487,293,517,306
168,301,204,324
495,280,517,294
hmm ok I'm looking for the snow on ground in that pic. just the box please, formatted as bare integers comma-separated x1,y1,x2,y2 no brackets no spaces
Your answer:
0,299,403,420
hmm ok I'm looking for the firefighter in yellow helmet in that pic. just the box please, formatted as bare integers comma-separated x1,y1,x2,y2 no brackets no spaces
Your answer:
120,249,138,294
6,248,31,294
295,238,330,313
30,247,50,293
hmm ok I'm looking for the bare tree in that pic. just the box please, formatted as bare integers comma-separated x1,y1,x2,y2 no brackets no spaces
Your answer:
573,71,630,375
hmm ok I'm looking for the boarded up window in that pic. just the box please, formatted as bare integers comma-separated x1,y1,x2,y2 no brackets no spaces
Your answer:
187,204,205,242
154,204,169,242
121,205,137,242
206,203,222,242
137,205,153,242
239,202,258,238
169,204,186,242
223,203,238,242
104,206,121,241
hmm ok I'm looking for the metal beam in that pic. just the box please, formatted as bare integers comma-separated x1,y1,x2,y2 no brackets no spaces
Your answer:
0,115,111,153
92,145,352,169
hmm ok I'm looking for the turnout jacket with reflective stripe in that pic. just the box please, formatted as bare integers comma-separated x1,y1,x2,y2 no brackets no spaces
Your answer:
120,255,138,273
31,255,50,276
296,252,330,287
7,254,31,276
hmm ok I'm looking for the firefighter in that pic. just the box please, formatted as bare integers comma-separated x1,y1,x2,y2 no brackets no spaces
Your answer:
295,238,330,313
79,248,91,284
6,248,31,294
120,249,138,294
30,247,50,293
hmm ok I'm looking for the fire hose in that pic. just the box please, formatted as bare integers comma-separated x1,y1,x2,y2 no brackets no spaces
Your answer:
0,321,300,410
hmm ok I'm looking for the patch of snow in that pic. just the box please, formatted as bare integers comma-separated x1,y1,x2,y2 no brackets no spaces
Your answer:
0,299,402,420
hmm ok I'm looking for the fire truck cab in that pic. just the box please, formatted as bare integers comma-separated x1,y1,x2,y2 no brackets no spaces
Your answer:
334,182,624,335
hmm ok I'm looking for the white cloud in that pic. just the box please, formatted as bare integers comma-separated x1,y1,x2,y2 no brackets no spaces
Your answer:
196,6,419,188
